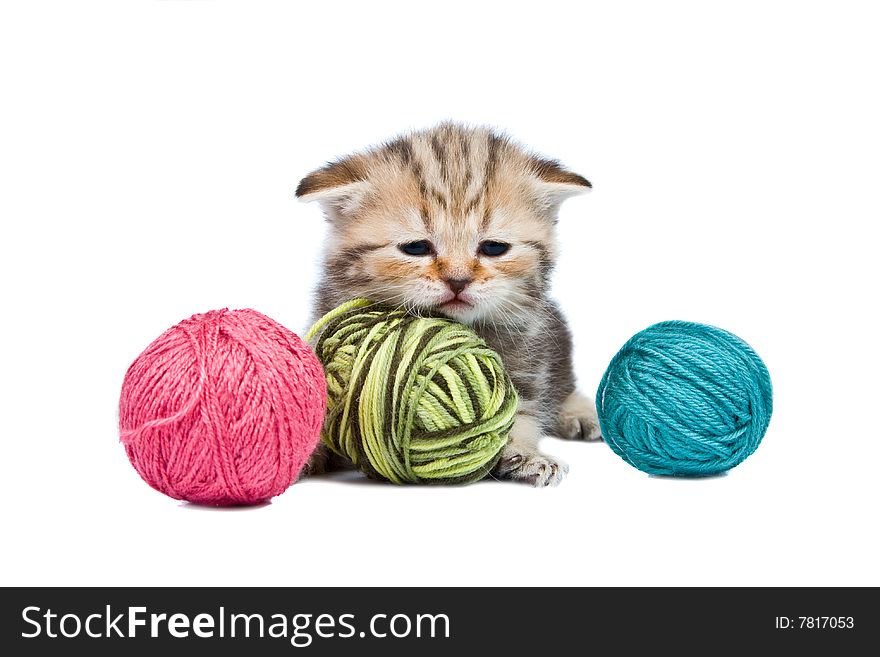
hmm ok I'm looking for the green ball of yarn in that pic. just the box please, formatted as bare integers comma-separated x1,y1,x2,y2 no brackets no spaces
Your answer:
306,299,517,484
596,321,773,477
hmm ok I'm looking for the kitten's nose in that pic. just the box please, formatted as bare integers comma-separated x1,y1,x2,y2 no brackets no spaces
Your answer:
445,277,472,295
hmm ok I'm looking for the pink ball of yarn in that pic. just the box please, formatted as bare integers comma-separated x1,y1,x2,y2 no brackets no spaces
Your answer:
119,308,326,506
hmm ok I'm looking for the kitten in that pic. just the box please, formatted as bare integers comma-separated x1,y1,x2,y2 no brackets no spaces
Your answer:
296,122,601,487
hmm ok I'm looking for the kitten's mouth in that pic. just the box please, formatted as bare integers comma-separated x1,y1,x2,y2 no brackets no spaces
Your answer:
438,297,474,312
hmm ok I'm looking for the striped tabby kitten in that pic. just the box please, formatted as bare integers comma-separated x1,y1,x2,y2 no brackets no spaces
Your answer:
296,122,601,486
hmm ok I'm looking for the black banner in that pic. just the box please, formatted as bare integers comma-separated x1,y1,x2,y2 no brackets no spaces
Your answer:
1,587,873,654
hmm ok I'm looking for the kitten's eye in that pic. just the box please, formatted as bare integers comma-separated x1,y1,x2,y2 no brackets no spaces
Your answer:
399,240,434,256
479,241,511,257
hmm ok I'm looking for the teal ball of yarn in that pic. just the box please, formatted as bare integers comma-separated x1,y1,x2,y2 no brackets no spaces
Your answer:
596,321,772,476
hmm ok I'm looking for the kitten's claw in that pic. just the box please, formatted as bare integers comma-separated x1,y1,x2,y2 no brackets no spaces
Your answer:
493,452,525,477
558,391,603,441
494,451,569,487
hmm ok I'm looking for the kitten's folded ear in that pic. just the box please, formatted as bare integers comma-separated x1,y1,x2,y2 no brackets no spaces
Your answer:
295,157,370,219
530,157,592,205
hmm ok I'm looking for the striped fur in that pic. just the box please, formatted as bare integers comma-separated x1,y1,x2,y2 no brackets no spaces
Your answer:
297,122,600,486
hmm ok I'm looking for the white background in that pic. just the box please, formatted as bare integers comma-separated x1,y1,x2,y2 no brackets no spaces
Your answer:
1,1,878,587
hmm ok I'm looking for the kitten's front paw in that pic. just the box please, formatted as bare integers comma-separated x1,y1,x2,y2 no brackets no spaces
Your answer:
494,450,569,487
558,390,603,441
300,443,332,478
